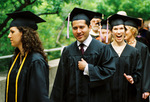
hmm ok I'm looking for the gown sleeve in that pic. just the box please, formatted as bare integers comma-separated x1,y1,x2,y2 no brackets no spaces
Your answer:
27,59,50,102
142,47,150,92
131,50,142,84
88,45,116,87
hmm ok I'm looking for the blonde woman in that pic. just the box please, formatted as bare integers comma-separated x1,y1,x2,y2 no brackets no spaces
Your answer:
124,17,150,102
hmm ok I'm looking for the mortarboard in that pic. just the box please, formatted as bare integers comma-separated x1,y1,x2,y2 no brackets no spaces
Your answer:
93,12,103,19
101,19,111,30
124,16,141,29
95,19,111,43
66,7,97,22
7,11,46,30
108,14,128,27
97,19,111,43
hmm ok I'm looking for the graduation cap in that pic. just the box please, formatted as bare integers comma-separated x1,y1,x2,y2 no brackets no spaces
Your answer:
7,11,46,30
124,16,141,29
97,19,111,43
101,19,111,30
66,7,99,38
66,7,98,22
93,12,103,19
108,14,128,27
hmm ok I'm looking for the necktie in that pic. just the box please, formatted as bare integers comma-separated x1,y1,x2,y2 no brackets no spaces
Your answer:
79,43,84,55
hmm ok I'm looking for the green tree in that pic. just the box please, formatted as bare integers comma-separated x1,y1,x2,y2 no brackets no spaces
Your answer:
0,0,82,71
97,0,150,20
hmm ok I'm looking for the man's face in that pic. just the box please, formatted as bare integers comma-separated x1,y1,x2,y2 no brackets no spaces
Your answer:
90,18,101,31
72,20,90,43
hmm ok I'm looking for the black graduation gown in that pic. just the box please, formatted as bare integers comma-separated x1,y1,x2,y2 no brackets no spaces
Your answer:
5,52,50,102
137,28,150,51
108,44,142,102
50,39,116,102
135,41,150,102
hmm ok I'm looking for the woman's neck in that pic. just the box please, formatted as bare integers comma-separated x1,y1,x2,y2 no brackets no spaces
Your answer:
18,45,24,56
126,37,136,47
111,40,126,57
127,37,136,44
112,40,126,47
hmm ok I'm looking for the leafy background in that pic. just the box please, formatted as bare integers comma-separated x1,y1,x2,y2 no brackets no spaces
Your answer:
0,0,150,71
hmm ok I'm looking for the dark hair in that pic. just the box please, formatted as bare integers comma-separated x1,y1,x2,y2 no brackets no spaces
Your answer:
111,25,127,31
14,26,47,62
71,20,90,27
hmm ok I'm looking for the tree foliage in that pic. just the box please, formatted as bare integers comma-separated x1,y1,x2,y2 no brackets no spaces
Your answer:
0,0,82,71
97,0,150,19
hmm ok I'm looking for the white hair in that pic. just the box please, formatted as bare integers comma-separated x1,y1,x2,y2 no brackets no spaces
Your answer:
117,11,127,16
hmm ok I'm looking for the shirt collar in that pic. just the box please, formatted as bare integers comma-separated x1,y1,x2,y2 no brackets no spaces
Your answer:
77,35,92,47
89,29,99,36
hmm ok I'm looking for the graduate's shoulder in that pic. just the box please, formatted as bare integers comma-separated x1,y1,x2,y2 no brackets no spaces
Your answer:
92,38,105,46
90,38,107,50
66,41,76,49
136,41,150,56
136,41,149,49
127,44,138,51
60,41,77,56
29,52,46,62
126,44,140,55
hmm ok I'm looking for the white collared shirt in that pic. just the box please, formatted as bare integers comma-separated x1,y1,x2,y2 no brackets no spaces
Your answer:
77,35,92,51
77,35,92,76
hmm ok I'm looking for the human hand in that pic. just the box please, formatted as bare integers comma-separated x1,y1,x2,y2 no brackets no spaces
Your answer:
124,73,134,84
78,58,87,71
142,92,150,99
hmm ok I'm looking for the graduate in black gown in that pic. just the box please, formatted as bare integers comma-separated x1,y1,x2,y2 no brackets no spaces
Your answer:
137,18,150,52
97,19,113,44
124,16,150,102
5,11,50,102
50,7,116,102
107,14,142,102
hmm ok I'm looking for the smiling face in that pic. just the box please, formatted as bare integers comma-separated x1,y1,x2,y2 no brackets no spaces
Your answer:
90,18,101,31
8,27,22,48
112,25,125,43
72,20,90,43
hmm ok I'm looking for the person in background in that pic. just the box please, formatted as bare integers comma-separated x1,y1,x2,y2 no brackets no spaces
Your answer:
124,16,150,102
148,22,150,31
50,7,116,102
108,14,142,102
96,19,113,44
89,12,102,39
117,11,127,16
5,11,50,102
137,18,150,51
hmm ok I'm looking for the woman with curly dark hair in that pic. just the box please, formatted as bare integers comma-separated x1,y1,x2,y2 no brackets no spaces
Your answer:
5,11,50,102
